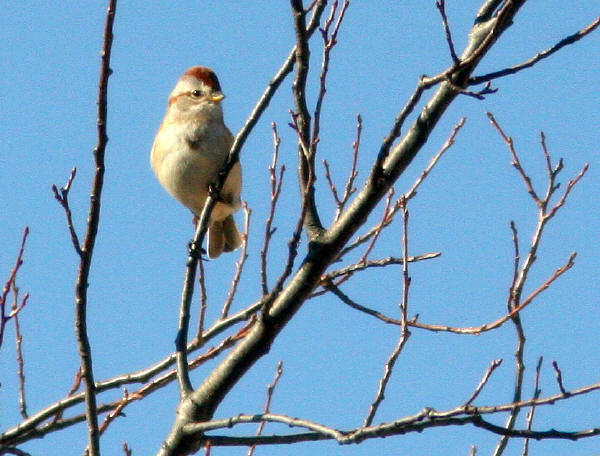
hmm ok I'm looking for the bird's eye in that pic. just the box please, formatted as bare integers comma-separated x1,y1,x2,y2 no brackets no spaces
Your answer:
191,90,202,98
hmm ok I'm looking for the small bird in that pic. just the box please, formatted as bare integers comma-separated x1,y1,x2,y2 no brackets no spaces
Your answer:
151,66,242,258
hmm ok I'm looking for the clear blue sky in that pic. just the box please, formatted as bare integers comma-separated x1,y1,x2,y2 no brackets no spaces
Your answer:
1,2,599,455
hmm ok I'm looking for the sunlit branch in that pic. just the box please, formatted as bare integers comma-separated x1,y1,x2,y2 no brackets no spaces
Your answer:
470,16,600,85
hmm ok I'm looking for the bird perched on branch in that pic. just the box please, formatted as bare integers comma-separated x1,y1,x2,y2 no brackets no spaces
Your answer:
151,66,242,258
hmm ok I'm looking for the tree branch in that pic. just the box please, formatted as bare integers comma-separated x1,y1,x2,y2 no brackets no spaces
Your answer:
291,0,324,238
77,2,117,454
470,15,600,85
156,3,533,454
52,167,82,256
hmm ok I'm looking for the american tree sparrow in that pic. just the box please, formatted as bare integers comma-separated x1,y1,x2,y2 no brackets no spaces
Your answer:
151,66,242,258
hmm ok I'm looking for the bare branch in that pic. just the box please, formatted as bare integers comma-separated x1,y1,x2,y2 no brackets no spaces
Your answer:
77,2,117,454
331,252,575,334
358,189,394,264
552,360,568,395
11,284,28,419
445,78,498,99
495,282,526,454
465,359,503,405
337,114,362,219
291,0,324,238
436,0,460,64
247,361,284,456
312,0,349,148
1,227,29,350
229,0,328,167
487,112,540,204
341,116,465,260
52,167,82,256
404,117,466,201
522,356,543,456
323,113,362,221
182,379,600,445
470,15,600,85
261,123,285,296
322,252,441,284
221,203,251,318
268,167,313,303
363,198,411,427
545,163,588,219
0,301,264,445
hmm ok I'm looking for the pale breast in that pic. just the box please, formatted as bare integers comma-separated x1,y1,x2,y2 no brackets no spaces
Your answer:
151,121,237,216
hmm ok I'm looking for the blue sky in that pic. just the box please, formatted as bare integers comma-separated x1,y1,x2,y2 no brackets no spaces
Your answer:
1,2,599,455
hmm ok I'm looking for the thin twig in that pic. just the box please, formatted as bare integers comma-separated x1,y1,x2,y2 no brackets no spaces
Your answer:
52,167,82,256
341,117,465,260
229,0,328,169
11,284,28,418
337,114,362,219
322,159,341,206
487,112,540,203
522,356,543,456
330,253,575,334
69,368,84,395
267,166,312,305
405,117,466,201
0,229,29,350
508,221,520,309
358,189,394,264
363,198,411,427
322,113,362,220
488,114,587,312
0,228,29,350
322,252,441,283
418,1,523,89
399,198,411,324
99,389,129,435
545,164,588,220
261,123,285,296
247,361,284,456
470,15,600,85
445,78,497,99
221,203,251,318
312,0,349,148
465,359,503,405
551,361,568,395
436,0,460,64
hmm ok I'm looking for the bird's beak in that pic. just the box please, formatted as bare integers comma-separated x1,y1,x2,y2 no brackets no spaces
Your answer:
209,93,225,103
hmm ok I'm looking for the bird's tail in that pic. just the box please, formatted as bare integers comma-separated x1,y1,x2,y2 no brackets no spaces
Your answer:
207,215,242,259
